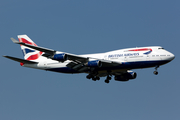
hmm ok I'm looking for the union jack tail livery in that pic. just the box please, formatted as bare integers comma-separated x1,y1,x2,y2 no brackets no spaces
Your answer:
18,35,43,61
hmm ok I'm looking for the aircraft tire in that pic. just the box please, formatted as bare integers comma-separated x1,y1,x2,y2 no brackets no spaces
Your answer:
96,76,100,80
92,77,96,81
86,75,91,79
153,71,158,75
105,80,109,83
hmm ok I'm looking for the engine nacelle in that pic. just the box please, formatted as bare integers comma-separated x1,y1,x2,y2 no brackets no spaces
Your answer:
52,53,67,62
114,71,137,81
86,60,102,68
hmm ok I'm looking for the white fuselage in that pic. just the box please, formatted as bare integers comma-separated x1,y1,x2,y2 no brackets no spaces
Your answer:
23,46,175,74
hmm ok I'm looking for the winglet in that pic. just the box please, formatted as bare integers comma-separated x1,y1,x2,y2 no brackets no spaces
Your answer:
11,37,20,44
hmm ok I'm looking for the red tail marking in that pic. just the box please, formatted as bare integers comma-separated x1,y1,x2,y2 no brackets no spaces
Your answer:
18,38,37,46
26,51,43,60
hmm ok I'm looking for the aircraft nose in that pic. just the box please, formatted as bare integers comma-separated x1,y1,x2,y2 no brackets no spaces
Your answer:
169,53,175,61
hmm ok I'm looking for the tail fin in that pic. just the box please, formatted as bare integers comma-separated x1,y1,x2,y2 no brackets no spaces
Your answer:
18,35,43,61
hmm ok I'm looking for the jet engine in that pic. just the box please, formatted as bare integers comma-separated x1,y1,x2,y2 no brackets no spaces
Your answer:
114,71,137,81
86,60,102,67
52,53,67,62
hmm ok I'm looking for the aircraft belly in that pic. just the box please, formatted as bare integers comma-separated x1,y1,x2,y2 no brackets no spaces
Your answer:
44,60,170,74
46,67,80,73
98,60,171,71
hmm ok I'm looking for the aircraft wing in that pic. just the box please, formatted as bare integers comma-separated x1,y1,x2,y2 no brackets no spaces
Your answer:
11,38,122,71
11,38,88,62
66,60,121,72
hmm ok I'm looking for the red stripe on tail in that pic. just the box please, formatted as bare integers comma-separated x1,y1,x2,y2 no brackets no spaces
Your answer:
26,51,43,60
18,38,37,46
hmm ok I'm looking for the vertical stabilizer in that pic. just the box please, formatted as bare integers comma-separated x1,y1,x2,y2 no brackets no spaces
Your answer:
18,35,43,61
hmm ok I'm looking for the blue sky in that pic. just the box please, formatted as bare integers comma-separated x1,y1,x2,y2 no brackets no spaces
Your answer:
1,0,179,120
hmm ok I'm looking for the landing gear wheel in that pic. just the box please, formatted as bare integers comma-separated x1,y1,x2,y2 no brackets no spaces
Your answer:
153,65,159,75
96,76,100,80
86,74,92,79
153,71,158,75
92,77,96,81
107,76,111,80
105,79,109,83
104,75,111,83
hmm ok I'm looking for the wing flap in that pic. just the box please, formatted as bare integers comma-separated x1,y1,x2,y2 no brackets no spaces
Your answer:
101,60,122,67
66,59,122,72
67,54,88,63
66,62,88,72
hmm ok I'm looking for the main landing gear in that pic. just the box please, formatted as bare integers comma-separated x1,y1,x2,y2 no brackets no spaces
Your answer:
86,74,100,81
104,75,112,84
153,65,159,75
86,70,112,83
86,74,112,83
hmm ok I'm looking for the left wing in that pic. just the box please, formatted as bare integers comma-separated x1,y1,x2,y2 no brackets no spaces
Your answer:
11,38,122,72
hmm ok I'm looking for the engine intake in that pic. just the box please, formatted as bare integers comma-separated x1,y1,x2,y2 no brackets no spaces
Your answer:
114,71,137,81
86,60,102,68
52,53,67,62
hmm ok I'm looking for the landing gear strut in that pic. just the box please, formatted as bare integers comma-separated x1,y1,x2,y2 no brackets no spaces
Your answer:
153,65,159,75
105,75,111,83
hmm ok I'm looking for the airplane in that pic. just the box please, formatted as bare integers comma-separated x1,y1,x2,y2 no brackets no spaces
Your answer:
3,35,175,83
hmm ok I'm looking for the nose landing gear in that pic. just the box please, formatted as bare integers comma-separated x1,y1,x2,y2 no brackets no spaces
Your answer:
153,71,158,75
153,65,159,75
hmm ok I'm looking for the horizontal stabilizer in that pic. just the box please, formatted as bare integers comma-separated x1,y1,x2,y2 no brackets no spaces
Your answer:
3,56,38,64
11,37,19,44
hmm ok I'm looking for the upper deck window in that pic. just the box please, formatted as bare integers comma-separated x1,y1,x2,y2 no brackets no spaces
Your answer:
158,48,164,50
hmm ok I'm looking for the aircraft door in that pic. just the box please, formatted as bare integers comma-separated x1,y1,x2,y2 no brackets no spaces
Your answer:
104,55,108,60
38,61,47,68
146,54,150,61
124,56,127,61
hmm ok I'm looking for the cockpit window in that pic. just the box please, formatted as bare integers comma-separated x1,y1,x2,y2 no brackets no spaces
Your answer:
158,48,164,50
